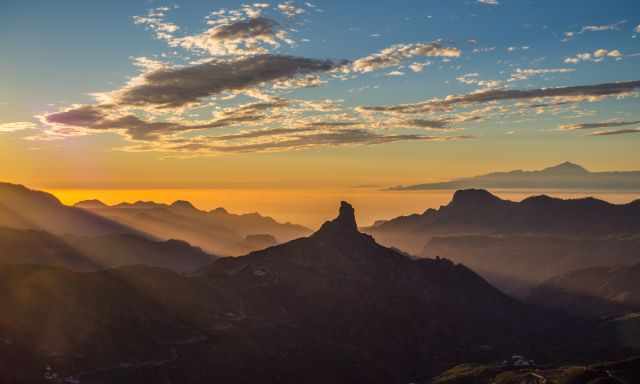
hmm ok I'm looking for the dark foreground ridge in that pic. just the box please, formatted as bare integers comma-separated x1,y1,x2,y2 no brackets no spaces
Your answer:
0,201,634,383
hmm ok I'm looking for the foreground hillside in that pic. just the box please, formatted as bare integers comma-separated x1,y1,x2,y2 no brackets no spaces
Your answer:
431,356,640,384
0,202,625,384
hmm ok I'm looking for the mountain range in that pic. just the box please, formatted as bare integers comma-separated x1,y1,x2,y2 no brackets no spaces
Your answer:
0,182,139,237
1,182,639,382
366,188,640,254
390,161,640,190
75,198,311,256
366,189,640,297
0,201,623,384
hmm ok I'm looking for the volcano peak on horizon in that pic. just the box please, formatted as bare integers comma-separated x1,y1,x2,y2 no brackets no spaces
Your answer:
390,161,640,191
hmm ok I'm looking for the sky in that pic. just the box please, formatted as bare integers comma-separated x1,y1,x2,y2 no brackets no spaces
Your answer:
1,0,640,225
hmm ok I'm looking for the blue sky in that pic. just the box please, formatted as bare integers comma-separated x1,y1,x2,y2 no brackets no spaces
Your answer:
1,0,640,190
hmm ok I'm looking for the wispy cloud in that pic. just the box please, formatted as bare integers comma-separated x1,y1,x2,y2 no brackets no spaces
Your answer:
589,128,640,136
508,68,575,82
351,42,460,73
579,20,627,33
560,120,640,131
358,80,640,114
477,0,499,5
562,20,627,42
0,122,37,133
564,49,623,64
124,129,474,154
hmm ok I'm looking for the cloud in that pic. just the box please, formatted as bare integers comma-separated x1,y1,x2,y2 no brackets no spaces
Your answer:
472,46,496,53
565,49,623,64
43,104,265,140
507,46,529,52
351,42,461,73
385,70,405,77
0,122,37,133
175,17,292,56
579,20,627,33
399,118,473,131
564,20,628,41
105,55,340,109
155,129,474,154
277,2,305,17
477,0,499,5
357,80,640,114
409,62,429,72
559,120,640,131
133,4,299,56
456,73,503,89
508,68,575,82
589,128,640,136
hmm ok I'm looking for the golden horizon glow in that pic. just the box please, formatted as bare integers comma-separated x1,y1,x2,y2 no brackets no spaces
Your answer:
48,187,640,229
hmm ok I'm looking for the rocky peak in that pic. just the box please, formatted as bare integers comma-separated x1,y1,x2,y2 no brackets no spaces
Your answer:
542,161,589,174
210,207,229,215
315,201,359,236
449,189,503,209
170,200,197,211
75,199,108,209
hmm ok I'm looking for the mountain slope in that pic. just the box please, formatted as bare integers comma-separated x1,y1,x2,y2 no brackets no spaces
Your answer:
391,161,640,190
431,356,640,384
76,199,311,256
0,226,215,273
529,263,640,318
422,235,640,298
0,182,139,237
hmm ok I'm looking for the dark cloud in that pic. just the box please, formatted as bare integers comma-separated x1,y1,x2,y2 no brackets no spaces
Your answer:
560,120,640,131
209,17,279,41
45,105,262,140
403,119,452,129
116,55,342,109
359,80,640,114
166,129,473,153
210,127,317,141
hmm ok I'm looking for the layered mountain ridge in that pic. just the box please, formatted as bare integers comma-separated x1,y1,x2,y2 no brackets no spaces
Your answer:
75,196,311,255
0,201,616,384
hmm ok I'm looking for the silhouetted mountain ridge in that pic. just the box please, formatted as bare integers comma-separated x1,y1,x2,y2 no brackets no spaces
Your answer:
366,189,640,254
0,202,620,383
390,161,640,190
0,182,141,237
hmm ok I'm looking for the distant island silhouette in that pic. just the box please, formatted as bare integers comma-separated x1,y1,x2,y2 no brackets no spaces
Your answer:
389,161,640,190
